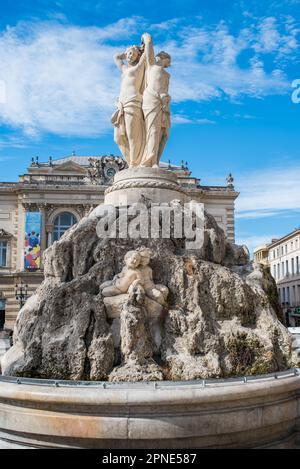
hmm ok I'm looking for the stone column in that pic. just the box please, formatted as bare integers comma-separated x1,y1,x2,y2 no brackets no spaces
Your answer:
38,205,47,268
45,224,54,248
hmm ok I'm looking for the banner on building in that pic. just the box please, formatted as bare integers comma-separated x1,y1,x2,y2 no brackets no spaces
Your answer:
24,212,41,270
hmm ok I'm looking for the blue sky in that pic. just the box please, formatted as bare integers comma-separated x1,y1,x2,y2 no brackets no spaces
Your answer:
0,0,300,251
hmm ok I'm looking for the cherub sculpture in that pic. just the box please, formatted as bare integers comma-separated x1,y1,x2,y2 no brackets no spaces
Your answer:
137,247,169,305
100,247,168,306
100,250,141,297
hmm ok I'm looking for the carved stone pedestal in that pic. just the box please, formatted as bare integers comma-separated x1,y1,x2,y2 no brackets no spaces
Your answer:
104,167,188,206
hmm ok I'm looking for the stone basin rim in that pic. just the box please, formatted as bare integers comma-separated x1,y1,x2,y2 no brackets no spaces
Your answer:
1,368,299,389
0,369,299,448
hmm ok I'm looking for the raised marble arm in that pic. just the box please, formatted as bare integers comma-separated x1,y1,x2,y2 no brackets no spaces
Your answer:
141,33,155,67
134,50,146,70
114,53,127,72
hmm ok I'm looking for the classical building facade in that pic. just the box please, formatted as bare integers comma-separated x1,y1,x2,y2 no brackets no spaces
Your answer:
268,229,300,325
255,229,300,326
0,154,238,328
253,244,270,267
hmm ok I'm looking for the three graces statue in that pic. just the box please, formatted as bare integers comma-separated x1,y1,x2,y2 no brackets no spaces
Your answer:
112,33,171,168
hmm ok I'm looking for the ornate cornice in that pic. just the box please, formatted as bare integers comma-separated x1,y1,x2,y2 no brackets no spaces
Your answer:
22,202,55,212
0,229,13,238
22,202,100,223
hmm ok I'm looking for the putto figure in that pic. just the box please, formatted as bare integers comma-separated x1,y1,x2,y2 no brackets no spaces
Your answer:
137,247,169,305
100,247,169,306
100,250,141,296
111,45,146,167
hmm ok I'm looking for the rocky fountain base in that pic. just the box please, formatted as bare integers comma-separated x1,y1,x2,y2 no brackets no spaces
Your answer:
1,207,296,381
0,193,299,448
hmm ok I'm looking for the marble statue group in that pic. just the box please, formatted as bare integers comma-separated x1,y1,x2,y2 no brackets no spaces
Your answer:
112,33,171,168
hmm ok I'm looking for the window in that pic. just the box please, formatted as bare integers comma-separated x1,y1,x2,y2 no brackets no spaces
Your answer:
273,265,276,279
286,260,289,275
282,262,285,277
293,286,296,305
277,264,280,279
0,241,7,267
297,257,299,275
53,212,77,242
292,258,295,275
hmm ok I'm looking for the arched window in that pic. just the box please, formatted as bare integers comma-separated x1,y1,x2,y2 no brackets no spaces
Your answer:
53,212,77,242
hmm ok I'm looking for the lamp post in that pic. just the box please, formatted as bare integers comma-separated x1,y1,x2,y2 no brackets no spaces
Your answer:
0,295,6,331
15,281,29,310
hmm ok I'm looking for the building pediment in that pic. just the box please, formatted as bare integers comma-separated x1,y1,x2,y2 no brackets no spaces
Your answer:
51,161,86,174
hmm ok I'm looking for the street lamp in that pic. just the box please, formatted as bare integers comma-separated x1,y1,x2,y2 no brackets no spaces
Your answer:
15,281,29,310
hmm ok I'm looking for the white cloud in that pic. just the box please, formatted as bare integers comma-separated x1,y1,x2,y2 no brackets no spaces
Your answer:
0,21,124,138
0,135,27,149
0,15,298,139
253,15,299,60
236,165,300,217
236,234,281,254
254,17,281,53
165,18,296,101
172,114,215,125
236,210,281,219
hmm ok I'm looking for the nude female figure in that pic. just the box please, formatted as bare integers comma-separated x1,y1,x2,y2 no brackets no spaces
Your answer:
140,33,171,167
111,45,146,167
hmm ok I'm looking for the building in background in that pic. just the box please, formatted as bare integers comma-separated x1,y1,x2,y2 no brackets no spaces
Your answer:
255,229,300,327
0,154,239,328
268,229,300,326
253,244,270,267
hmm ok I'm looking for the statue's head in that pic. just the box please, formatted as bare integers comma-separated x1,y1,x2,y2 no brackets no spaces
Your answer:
156,51,171,68
138,247,152,266
125,45,141,65
124,250,141,269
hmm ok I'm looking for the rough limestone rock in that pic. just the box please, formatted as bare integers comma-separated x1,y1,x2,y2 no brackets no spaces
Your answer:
1,206,298,381
2,274,114,380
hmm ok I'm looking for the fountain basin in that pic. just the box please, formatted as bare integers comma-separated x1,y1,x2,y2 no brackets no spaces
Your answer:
0,370,300,449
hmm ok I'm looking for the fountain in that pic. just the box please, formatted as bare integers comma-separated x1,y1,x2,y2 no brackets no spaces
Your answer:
0,32,299,449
